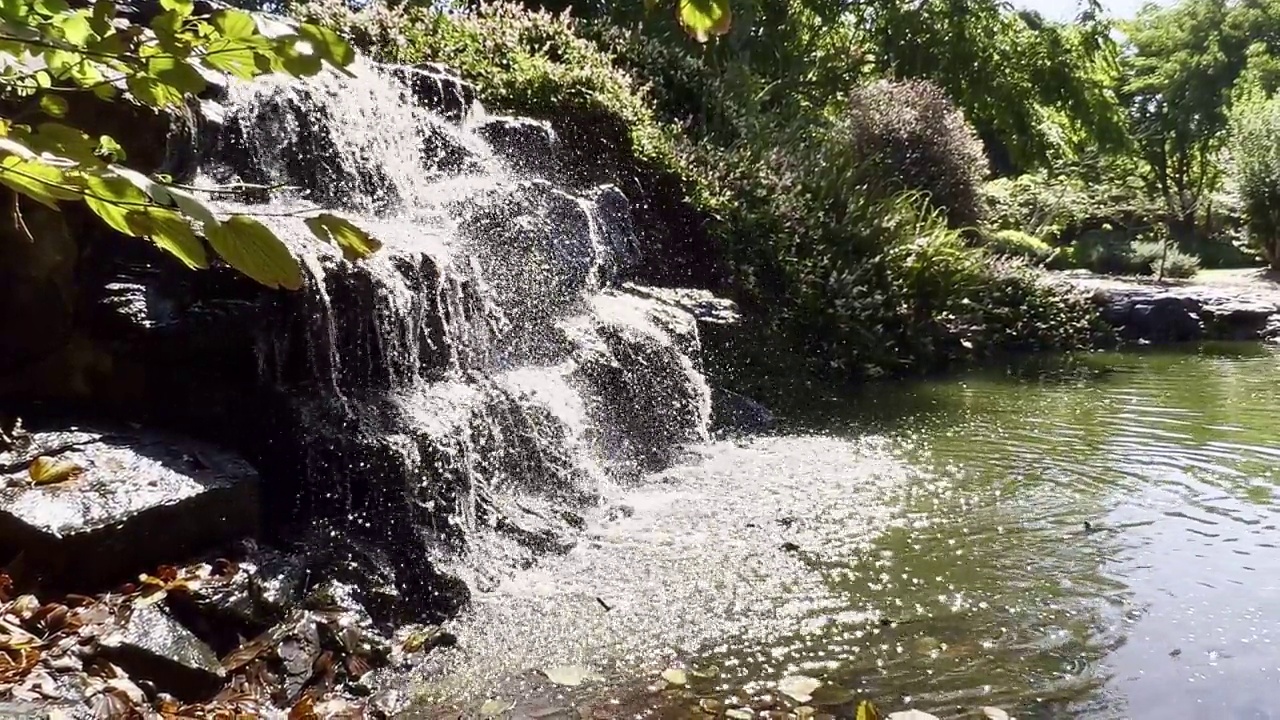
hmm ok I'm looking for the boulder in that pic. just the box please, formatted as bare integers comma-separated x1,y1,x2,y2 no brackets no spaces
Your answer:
474,116,557,177
0,428,259,592
567,291,712,475
710,388,776,435
97,603,226,700
382,62,479,122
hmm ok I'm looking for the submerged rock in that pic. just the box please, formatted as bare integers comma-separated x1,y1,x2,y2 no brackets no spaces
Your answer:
0,428,259,592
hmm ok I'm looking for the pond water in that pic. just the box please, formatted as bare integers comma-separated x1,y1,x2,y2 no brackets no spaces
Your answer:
408,343,1280,720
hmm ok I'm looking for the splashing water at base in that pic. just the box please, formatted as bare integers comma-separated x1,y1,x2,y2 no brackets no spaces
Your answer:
400,344,1280,720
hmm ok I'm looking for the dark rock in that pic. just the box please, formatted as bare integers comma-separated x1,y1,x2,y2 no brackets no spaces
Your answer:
1201,300,1278,340
170,548,306,651
474,116,557,176
97,603,226,700
272,611,322,704
711,388,775,435
592,184,642,285
1126,296,1203,343
0,428,259,592
456,179,602,331
570,291,711,475
382,62,479,122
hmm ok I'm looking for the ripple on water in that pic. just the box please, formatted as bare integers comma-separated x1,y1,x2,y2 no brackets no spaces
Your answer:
405,345,1280,720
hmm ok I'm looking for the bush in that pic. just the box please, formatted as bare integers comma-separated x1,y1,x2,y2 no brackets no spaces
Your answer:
843,80,990,228
708,111,1099,378
982,229,1055,263
1135,241,1202,278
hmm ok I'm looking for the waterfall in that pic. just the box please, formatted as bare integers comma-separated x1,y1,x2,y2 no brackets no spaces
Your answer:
183,58,713,619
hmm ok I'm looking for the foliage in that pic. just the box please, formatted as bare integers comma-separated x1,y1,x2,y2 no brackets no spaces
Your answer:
707,112,1098,379
851,0,1128,173
0,0,378,289
982,229,1055,263
843,79,989,228
1229,88,1280,269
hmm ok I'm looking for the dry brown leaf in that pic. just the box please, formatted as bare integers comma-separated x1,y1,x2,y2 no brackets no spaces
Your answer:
28,455,83,485
288,695,318,720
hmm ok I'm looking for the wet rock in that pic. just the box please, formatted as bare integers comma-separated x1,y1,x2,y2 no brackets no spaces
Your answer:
490,495,584,554
591,184,642,284
382,62,479,122
456,179,602,328
1201,299,1278,340
169,549,306,650
711,388,775,435
569,291,712,475
97,603,225,700
0,428,259,592
475,116,557,176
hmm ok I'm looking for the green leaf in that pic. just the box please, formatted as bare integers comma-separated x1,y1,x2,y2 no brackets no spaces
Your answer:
38,94,68,119
109,165,171,205
201,40,259,79
164,184,217,227
33,0,68,17
89,0,114,36
147,55,206,95
677,0,731,42
126,75,185,108
128,207,207,269
777,675,821,703
211,8,256,39
660,668,687,686
299,23,354,67
159,0,192,17
83,172,150,234
58,12,93,45
540,665,603,687
0,156,80,208
275,37,321,77
31,122,98,163
204,215,303,290
96,135,125,162
304,212,382,261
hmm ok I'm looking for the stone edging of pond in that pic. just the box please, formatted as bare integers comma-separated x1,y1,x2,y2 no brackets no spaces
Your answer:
1058,272,1280,346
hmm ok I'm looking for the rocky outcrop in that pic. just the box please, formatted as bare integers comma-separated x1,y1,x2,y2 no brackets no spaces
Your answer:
0,428,259,592
1064,273,1280,345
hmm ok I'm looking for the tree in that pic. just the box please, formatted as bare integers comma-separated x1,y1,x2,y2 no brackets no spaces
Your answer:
853,0,1127,174
0,0,380,290
1118,0,1280,242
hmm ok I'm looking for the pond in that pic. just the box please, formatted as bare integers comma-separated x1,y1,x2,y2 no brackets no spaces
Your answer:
408,343,1280,720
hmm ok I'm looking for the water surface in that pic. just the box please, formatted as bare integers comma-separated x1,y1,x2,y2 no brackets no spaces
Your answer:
411,344,1280,720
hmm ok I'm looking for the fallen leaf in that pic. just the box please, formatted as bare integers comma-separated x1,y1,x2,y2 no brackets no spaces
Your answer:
725,709,753,720
660,667,687,686
541,665,603,687
480,698,515,717
981,709,1011,720
28,456,82,485
778,674,822,703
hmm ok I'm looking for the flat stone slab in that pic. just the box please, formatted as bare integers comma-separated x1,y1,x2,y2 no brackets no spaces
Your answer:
0,428,259,591
1054,271,1280,344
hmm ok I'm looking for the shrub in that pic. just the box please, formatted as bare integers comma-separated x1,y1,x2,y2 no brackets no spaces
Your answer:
708,111,1099,378
842,80,990,228
982,229,1055,263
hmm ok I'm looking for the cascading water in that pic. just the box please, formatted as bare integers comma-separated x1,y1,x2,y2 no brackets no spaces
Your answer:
188,57,713,621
